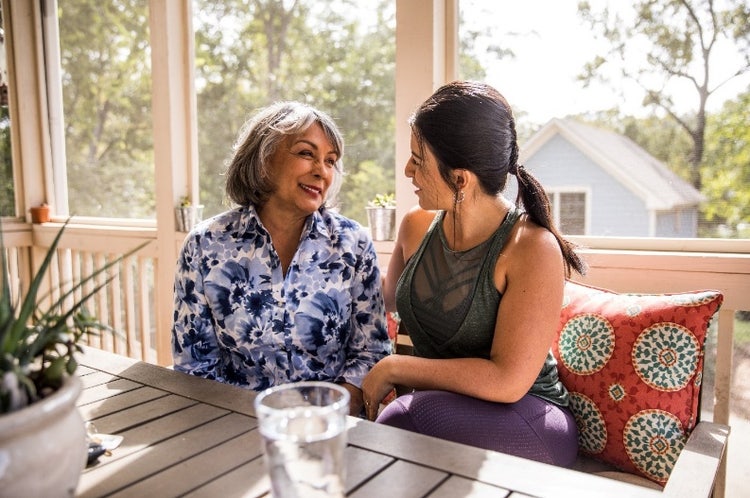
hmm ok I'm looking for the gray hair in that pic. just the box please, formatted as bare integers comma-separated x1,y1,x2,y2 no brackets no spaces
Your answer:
224,101,345,207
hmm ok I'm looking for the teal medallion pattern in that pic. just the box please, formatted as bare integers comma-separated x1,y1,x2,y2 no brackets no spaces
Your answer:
558,313,615,375
632,323,699,391
570,392,607,454
624,409,685,482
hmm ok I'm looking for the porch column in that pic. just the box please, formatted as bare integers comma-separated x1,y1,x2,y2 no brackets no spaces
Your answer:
149,0,199,365
394,0,458,225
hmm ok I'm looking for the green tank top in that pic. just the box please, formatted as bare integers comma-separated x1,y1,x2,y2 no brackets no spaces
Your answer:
395,207,569,407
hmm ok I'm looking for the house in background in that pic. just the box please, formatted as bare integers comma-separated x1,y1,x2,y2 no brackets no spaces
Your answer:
514,118,703,237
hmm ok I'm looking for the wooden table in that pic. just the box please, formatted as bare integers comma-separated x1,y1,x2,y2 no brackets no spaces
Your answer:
76,347,661,498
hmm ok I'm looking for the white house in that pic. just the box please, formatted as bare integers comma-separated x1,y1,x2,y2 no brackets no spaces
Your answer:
515,118,703,237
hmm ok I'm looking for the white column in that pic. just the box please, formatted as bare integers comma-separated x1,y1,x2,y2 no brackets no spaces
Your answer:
394,0,458,225
149,0,199,365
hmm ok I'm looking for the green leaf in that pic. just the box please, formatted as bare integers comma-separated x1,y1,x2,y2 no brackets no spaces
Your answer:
0,218,150,413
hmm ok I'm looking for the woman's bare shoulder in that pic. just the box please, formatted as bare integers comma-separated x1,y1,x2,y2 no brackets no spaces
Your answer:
507,215,564,269
403,206,438,228
397,207,439,259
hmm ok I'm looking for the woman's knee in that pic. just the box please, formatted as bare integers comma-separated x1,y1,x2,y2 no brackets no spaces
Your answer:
375,394,418,432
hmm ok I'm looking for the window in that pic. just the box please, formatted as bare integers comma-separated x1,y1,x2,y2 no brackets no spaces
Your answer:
547,190,587,236
192,0,396,226
57,0,154,219
0,6,13,217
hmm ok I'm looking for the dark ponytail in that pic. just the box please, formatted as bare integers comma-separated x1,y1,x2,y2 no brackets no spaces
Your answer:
514,162,587,277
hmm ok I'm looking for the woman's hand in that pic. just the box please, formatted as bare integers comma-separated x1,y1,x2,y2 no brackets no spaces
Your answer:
339,382,365,416
361,356,397,421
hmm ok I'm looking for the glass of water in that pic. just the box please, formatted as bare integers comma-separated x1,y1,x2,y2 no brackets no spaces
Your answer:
254,381,350,498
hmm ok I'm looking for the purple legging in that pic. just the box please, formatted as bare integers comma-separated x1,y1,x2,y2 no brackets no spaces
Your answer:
375,390,578,467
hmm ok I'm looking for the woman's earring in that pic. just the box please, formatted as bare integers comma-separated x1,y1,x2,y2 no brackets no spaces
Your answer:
455,190,465,204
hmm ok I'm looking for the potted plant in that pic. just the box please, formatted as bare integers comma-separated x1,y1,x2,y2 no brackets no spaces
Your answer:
0,220,146,496
365,193,396,241
175,196,204,232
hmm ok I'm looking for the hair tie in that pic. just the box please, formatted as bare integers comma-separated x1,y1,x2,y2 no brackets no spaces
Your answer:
509,163,519,176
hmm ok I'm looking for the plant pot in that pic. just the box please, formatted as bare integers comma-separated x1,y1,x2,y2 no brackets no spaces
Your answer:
0,376,87,497
366,206,396,241
175,205,204,232
30,204,51,224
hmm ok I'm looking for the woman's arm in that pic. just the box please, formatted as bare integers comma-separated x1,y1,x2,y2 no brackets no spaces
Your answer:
339,229,392,415
171,236,222,378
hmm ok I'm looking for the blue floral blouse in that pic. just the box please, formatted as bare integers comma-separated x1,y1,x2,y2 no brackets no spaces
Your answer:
171,205,390,391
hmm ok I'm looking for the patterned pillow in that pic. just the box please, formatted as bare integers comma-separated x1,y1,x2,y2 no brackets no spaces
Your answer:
551,281,723,485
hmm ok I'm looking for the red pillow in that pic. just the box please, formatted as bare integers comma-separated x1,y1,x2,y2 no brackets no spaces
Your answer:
552,281,723,485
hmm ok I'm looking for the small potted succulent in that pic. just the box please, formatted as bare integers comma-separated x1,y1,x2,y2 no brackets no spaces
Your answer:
0,220,146,496
366,193,396,241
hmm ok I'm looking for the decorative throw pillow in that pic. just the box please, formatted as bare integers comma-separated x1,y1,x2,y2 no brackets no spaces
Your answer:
551,281,723,485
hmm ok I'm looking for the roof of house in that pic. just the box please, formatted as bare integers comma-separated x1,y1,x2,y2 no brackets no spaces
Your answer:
519,118,704,210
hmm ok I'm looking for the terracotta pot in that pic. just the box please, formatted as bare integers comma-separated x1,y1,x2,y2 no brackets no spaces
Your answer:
0,376,87,497
30,204,51,224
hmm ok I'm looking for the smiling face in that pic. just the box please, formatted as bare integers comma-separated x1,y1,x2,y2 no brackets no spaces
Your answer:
263,123,339,219
405,131,455,211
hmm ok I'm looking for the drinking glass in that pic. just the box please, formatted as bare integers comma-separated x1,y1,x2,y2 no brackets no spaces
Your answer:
254,381,350,498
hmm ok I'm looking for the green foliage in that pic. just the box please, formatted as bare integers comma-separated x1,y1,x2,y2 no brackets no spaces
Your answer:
577,0,750,190
735,312,750,345
700,87,750,237
0,221,148,413
59,1,154,218
619,115,693,183
339,160,395,223
0,105,13,217
193,0,397,224
368,193,396,209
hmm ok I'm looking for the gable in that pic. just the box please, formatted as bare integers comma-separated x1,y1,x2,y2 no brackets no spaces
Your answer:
520,119,703,210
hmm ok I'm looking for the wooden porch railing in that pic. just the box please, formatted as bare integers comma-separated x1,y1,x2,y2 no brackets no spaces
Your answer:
2,222,160,363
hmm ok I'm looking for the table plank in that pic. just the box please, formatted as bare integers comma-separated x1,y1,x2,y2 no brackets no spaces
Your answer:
77,378,143,405
347,418,660,498
77,412,252,497
427,476,512,498
89,403,234,467
182,456,270,498
81,346,256,415
349,459,447,498
110,430,263,497
78,370,123,389
78,385,168,420
83,394,197,434
343,445,395,493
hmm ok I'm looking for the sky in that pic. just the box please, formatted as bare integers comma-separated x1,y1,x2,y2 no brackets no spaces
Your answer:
462,0,750,126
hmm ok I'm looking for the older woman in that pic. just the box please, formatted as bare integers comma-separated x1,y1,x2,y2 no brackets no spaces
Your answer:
172,101,390,415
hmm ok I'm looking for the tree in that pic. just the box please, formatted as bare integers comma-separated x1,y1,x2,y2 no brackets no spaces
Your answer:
193,0,396,224
701,87,750,237
0,104,12,218
577,0,750,191
0,7,13,217
59,1,154,218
